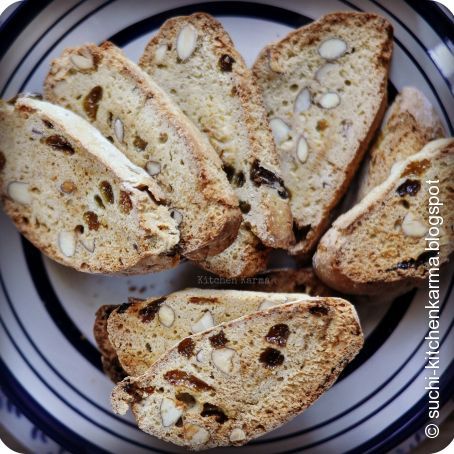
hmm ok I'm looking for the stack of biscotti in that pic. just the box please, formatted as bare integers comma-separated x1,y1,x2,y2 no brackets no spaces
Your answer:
314,138,454,294
0,97,181,274
110,296,363,449
139,13,294,277
44,42,241,261
253,12,393,261
357,86,445,200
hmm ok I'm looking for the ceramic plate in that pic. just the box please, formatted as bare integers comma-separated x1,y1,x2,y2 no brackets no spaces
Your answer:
0,1,453,453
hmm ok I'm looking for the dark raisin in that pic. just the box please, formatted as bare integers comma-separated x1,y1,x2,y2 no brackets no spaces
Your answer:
43,119,54,129
233,171,245,187
119,190,133,214
201,403,228,424
209,330,228,348
117,302,132,314
123,381,154,403
259,347,284,368
176,392,196,408
396,179,421,197
83,211,100,231
133,135,148,151
74,224,84,234
145,342,152,352
239,201,251,214
309,305,329,316
0,151,5,171
138,297,166,323
44,135,75,155
219,54,235,72
83,85,103,121
223,164,235,183
293,222,311,243
265,324,290,347
250,159,289,198
178,338,195,358
389,250,436,271
94,194,105,209
164,370,213,391
99,181,114,204
175,417,183,427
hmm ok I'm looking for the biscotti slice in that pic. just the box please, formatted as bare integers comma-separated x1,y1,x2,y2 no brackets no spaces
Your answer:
140,13,293,250
44,42,241,261
313,138,454,295
106,289,310,377
357,86,445,200
0,97,180,274
111,297,363,449
253,12,393,259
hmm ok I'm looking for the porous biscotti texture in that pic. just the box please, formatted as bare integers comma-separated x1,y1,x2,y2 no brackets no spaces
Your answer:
140,13,294,277
44,42,241,261
238,267,336,295
314,138,454,295
253,12,393,259
357,86,445,200
0,97,180,274
111,297,363,449
106,289,310,377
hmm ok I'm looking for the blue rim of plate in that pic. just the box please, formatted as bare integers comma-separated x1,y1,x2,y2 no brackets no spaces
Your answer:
0,1,453,453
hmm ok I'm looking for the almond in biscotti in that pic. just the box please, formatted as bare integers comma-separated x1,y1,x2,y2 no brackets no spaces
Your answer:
254,12,393,259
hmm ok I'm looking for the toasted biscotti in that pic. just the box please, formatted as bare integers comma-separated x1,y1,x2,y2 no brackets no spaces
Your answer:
140,13,293,248
314,138,454,295
0,97,180,274
238,267,336,295
357,86,445,200
111,297,363,449
44,42,241,261
253,12,393,259
105,289,311,377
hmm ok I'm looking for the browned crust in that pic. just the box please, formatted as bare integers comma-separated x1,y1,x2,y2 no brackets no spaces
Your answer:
44,41,242,261
253,12,393,260
140,13,294,250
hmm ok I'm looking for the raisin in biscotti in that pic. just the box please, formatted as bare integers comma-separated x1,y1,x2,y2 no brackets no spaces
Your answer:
314,138,454,295
111,298,363,449
357,86,445,200
103,289,311,377
44,42,241,261
0,98,180,274
253,12,393,259
140,13,294,277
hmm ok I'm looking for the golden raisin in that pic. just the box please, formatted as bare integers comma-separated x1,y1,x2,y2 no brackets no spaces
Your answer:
133,135,148,151
99,181,114,204
83,86,103,121
83,211,100,230
119,191,133,214
45,135,75,154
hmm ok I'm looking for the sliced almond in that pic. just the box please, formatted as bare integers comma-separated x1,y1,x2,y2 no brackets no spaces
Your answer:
58,231,76,257
170,209,183,226
315,63,338,82
7,181,31,204
318,38,347,60
191,311,214,333
185,424,210,444
155,44,168,64
114,118,124,143
70,53,94,70
146,161,161,176
402,212,428,237
160,397,183,427
196,350,205,363
258,300,279,311
270,118,291,145
211,348,236,375
296,136,309,163
80,237,95,253
294,88,311,114
319,92,340,109
158,304,175,327
176,24,198,60
230,428,246,442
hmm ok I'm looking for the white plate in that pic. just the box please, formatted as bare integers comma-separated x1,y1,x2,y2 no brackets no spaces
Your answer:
0,1,453,453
